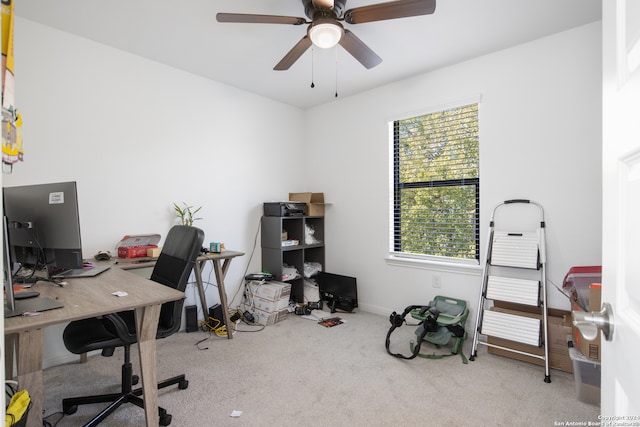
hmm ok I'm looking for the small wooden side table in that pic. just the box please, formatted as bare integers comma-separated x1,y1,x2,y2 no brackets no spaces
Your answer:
193,250,245,339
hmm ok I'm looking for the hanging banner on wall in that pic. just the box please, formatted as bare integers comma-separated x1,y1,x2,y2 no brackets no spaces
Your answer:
2,0,24,172
2,0,15,112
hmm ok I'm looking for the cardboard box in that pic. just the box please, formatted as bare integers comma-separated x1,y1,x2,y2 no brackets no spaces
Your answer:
116,234,161,259
252,295,290,313
147,247,162,257
487,306,574,373
242,281,291,325
572,283,602,361
289,192,325,216
240,304,288,326
247,280,291,301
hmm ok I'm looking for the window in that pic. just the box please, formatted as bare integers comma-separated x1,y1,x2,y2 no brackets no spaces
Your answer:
391,102,479,263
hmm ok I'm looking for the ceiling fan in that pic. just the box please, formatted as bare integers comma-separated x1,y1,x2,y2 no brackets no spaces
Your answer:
217,0,436,71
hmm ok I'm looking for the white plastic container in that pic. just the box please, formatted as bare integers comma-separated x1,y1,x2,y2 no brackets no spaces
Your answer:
568,345,601,405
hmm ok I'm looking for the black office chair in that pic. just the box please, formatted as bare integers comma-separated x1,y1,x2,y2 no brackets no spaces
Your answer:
61,225,205,426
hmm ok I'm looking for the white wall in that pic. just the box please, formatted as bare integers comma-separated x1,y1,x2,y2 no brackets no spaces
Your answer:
7,18,305,367
304,22,602,317
5,18,602,367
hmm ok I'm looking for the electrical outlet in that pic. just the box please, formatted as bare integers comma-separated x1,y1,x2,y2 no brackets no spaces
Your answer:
432,275,442,288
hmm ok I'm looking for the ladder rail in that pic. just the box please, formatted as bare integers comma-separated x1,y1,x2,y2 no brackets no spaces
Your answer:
470,224,494,359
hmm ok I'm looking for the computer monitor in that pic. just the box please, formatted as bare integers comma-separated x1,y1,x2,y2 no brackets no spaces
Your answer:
316,272,358,313
3,215,16,311
3,181,83,278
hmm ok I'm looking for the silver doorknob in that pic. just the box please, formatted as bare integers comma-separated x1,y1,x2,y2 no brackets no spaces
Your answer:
572,302,614,341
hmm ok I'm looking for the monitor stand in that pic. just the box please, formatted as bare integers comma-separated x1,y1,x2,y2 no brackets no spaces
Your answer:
12,276,39,285
327,298,355,314
329,299,337,313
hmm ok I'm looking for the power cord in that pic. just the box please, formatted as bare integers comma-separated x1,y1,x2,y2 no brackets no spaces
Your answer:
199,316,229,337
229,308,266,332
229,216,262,307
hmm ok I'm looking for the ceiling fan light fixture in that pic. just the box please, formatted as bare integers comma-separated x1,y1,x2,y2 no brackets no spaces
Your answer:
309,21,344,49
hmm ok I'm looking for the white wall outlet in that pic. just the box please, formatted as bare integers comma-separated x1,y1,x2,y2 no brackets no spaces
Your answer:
432,275,442,288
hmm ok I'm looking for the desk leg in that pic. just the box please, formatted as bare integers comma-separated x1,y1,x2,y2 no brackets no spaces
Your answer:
5,333,16,381
193,260,208,323
212,259,233,340
134,304,161,427
16,329,44,427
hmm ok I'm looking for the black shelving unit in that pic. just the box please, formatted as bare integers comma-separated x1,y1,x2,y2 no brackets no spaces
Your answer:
261,215,325,303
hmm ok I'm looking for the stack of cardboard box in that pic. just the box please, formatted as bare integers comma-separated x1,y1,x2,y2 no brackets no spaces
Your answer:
241,280,291,326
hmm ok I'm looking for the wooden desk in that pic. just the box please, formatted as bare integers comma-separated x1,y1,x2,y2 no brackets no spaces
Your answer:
4,267,184,427
192,251,244,339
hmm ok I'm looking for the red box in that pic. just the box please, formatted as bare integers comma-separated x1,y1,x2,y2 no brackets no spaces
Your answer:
116,234,161,259
117,245,157,258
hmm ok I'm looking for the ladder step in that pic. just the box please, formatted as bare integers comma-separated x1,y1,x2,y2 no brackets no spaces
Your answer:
490,231,539,269
486,276,540,306
480,309,541,346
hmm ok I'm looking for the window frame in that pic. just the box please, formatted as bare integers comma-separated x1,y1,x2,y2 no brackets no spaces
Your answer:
388,97,481,267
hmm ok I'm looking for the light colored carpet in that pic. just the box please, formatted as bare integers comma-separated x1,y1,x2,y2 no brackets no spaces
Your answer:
41,310,600,426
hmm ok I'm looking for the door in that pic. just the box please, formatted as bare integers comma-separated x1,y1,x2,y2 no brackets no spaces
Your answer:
602,0,640,415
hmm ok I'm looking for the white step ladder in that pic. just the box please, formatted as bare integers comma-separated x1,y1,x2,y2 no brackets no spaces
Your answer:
469,199,551,383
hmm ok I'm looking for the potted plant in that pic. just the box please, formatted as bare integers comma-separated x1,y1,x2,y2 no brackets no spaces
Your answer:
173,202,202,226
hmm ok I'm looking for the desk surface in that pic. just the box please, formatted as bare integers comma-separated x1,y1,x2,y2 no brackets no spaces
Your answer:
197,250,245,261
4,266,184,334
114,250,245,270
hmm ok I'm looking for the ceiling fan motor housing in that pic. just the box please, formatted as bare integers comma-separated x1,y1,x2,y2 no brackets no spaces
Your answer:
303,0,347,19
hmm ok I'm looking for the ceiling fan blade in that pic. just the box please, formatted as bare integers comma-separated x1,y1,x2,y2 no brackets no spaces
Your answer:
216,13,306,25
312,0,335,9
338,30,382,69
344,0,436,24
274,36,313,70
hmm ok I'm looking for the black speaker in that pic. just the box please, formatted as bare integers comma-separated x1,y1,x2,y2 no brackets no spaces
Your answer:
185,305,198,333
208,303,225,329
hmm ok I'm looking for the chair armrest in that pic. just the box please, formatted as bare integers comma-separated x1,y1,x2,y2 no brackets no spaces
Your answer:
103,312,138,344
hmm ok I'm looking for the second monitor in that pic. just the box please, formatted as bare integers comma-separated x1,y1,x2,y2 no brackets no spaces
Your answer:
316,271,358,313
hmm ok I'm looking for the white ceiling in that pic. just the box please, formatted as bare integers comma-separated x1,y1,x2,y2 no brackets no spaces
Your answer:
15,0,601,110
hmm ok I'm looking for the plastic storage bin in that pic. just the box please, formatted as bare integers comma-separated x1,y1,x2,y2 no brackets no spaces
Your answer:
568,345,601,405
562,266,602,311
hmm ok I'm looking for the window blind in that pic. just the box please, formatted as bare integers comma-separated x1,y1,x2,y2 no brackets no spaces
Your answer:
392,103,479,261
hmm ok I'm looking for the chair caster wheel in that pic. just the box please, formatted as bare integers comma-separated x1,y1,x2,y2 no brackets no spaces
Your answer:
132,375,139,385
63,405,78,415
159,413,172,426
178,379,189,389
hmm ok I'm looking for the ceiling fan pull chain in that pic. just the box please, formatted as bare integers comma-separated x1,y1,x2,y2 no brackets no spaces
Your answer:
335,47,339,98
311,47,316,88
